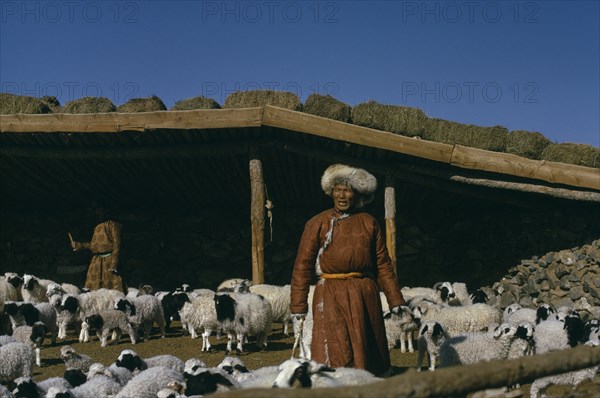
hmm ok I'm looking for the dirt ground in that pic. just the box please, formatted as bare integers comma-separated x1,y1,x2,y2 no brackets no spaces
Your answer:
27,322,595,398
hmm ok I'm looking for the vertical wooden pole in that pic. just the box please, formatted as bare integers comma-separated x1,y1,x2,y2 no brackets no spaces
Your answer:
249,148,265,285
384,176,397,274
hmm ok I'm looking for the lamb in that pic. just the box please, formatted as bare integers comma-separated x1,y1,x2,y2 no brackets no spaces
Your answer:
45,282,81,298
11,376,72,398
271,359,381,388
11,322,47,367
507,321,536,358
14,302,57,345
76,288,125,342
60,346,94,374
216,278,251,293
503,303,555,325
21,274,55,303
70,373,122,398
49,294,80,340
114,295,166,340
113,349,183,374
438,323,518,367
114,366,185,398
178,294,219,351
159,291,190,332
3,301,25,331
83,310,138,347
413,301,501,337
214,291,273,352
248,284,293,335
383,306,418,352
416,321,450,371
184,365,239,396
529,339,600,398
0,342,35,383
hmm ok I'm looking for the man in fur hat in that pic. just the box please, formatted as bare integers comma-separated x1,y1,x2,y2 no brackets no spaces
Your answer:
71,203,125,292
290,164,406,376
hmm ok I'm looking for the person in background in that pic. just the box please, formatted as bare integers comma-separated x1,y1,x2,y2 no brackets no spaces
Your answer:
290,163,406,376
71,203,125,292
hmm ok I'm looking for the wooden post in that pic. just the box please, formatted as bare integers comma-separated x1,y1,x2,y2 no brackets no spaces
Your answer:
384,176,397,274
249,148,265,285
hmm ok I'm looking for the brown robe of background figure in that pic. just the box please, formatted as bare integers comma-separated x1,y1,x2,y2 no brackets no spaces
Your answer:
290,164,406,377
71,204,125,292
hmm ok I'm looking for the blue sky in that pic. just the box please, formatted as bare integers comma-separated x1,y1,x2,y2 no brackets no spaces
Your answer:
1,0,598,146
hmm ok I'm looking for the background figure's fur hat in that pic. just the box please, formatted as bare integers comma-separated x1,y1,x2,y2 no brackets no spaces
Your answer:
321,164,377,208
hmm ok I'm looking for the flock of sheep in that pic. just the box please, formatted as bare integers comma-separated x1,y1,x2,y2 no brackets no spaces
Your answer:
1,272,599,398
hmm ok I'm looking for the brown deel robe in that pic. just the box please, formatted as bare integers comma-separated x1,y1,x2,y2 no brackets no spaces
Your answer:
290,209,405,376
75,220,125,292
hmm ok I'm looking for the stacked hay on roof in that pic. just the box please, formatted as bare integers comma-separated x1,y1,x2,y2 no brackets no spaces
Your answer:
223,90,302,111
541,143,600,168
423,118,508,152
505,130,552,160
0,93,51,114
170,96,221,110
351,100,427,137
117,95,167,113
62,97,116,114
303,94,351,123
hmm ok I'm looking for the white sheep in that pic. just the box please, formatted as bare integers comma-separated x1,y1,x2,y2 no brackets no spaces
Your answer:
529,339,600,398
76,288,125,342
216,278,251,293
0,273,22,305
45,282,81,298
503,303,555,325
13,302,58,345
413,301,501,337
178,294,219,351
112,349,183,374
83,310,138,347
44,386,75,398
71,373,122,398
60,346,94,374
0,342,35,383
49,293,80,340
0,384,13,398
383,306,418,352
416,321,450,371
214,291,273,352
438,323,518,367
533,316,571,355
11,376,72,398
381,281,456,312
114,295,166,341
184,365,240,395
271,359,381,388
114,366,185,398
248,284,292,335
447,282,472,306
508,321,536,358
21,274,55,303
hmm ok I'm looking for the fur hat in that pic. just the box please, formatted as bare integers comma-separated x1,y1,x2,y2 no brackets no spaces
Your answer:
321,164,377,208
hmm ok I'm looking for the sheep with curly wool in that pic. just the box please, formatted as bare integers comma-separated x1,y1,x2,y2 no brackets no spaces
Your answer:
12,322,47,367
70,373,122,398
60,346,94,374
44,386,74,398
0,342,35,383
76,288,125,343
413,301,501,337
216,356,277,385
0,384,13,398
271,359,381,388
15,302,57,345
383,306,418,352
416,321,450,371
249,284,292,336
114,295,166,341
114,366,185,398
507,321,536,358
11,376,72,398
83,310,137,347
438,323,518,367
1,273,22,306
381,281,456,312
0,335,16,345
21,275,56,303
214,291,273,352
216,278,251,293
45,283,80,299
184,365,239,396
503,303,555,325
529,339,600,398
178,294,219,351
49,294,80,340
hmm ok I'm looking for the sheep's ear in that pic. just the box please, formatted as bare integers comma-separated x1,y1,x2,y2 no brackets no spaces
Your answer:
234,364,249,373
383,310,392,319
420,324,429,335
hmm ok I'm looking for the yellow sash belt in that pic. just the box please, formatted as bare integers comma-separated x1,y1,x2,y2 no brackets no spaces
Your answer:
320,272,364,280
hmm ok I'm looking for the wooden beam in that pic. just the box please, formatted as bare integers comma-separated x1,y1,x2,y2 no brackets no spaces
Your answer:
451,145,600,191
450,176,600,202
384,176,397,274
249,147,266,285
262,106,454,164
0,108,263,133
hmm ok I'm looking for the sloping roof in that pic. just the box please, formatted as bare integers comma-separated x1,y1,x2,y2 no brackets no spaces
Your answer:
1,106,598,209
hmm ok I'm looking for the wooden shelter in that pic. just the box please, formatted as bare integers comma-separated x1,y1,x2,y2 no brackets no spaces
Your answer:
1,106,599,284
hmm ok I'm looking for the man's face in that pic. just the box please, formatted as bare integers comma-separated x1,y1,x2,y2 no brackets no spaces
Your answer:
332,183,355,212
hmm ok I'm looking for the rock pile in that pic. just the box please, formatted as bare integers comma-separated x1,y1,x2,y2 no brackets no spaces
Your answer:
485,239,600,320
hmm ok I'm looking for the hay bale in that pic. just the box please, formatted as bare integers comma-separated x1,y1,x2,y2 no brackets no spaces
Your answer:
223,90,302,111
302,94,351,123
541,143,600,168
505,130,551,160
170,96,221,110
0,93,51,114
117,95,167,113
423,118,508,152
351,100,427,137
62,97,116,114
40,96,61,113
